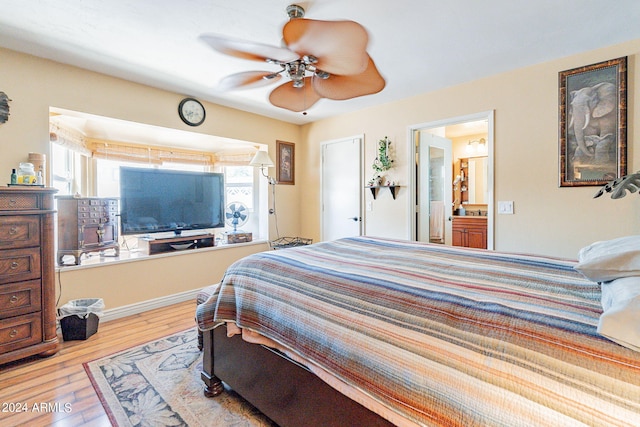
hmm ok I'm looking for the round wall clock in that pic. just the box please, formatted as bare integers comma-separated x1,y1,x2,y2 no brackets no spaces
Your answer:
178,97,206,126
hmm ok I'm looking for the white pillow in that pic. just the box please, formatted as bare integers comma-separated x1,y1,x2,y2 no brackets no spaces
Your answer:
574,235,640,282
598,277,640,352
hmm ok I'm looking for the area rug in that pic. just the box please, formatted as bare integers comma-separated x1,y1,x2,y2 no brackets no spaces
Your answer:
84,328,277,426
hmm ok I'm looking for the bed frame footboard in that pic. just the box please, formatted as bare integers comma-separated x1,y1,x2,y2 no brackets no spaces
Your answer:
200,328,224,397
201,324,394,427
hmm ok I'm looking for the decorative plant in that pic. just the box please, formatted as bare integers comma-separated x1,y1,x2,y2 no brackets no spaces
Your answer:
594,172,640,199
369,136,393,185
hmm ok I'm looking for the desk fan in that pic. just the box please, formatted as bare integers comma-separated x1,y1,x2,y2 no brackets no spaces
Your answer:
225,202,249,232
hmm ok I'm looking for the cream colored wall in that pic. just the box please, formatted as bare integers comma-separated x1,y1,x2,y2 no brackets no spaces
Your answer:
0,47,301,310
300,39,640,259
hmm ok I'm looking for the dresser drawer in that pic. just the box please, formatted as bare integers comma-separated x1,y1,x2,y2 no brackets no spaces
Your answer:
0,280,41,319
0,216,40,249
81,223,117,247
0,248,41,285
0,312,42,353
78,199,117,224
0,193,39,211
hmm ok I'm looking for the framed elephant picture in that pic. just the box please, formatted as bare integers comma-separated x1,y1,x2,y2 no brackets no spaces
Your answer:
559,56,627,187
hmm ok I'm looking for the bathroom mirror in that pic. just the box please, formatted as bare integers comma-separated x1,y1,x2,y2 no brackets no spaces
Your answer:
466,156,488,204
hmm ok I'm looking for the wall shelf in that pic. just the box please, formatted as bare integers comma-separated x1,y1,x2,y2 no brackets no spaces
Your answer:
366,185,400,200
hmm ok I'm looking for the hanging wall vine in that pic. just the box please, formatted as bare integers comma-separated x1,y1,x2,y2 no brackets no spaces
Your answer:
369,136,394,185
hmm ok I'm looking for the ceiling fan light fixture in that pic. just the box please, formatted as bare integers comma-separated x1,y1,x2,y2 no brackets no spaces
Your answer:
286,4,305,19
315,70,330,79
286,61,307,87
263,72,282,80
302,55,318,64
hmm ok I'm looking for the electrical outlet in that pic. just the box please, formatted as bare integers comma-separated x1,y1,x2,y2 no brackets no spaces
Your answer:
498,201,514,214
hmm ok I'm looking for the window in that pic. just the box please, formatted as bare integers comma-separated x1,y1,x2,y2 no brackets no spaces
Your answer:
50,109,269,245
51,143,74,195
224,166,254,209
94,159,209,198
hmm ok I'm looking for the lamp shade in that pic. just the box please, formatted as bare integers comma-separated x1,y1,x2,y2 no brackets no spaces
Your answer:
249,150,275,168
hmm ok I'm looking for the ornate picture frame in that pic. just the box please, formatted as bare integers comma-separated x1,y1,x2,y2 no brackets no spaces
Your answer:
276,140,295,185
559,57,627,187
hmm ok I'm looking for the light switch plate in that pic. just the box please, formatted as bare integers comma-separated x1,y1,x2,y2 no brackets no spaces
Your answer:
498,201,514,214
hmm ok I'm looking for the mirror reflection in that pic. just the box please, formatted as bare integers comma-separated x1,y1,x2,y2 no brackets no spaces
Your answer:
453,134,489,215
465,156,488,204
454,155,488,208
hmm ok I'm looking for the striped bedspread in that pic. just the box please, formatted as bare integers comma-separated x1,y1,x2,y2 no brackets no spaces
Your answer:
197,237,640,426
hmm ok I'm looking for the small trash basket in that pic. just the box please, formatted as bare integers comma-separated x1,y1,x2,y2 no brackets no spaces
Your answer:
58,298,104,341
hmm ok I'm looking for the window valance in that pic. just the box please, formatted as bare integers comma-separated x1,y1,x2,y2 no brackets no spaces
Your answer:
49,123,92,156
50,121,258,167
89,140,217,166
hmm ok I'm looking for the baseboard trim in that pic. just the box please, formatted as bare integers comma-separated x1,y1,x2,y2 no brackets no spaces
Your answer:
101,288,201,323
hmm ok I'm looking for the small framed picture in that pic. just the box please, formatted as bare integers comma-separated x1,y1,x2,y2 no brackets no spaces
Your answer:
559,57,627,187
276,140,295,185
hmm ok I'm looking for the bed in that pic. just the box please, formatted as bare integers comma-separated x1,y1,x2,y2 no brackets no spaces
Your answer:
196,236,640,426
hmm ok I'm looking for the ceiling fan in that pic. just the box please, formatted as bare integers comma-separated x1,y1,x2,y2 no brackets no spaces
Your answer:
199,4,385,113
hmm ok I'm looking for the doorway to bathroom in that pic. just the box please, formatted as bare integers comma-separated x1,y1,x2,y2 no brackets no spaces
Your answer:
409,111,494,249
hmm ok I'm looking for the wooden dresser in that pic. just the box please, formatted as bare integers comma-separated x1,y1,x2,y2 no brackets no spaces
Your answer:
0,186,59,365
56,196,119,265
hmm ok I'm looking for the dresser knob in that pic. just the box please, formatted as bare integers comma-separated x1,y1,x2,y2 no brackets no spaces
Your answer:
9,199,17,206
9,226,18,235
9,329,18,338
9,295,18,304
10,261,19,269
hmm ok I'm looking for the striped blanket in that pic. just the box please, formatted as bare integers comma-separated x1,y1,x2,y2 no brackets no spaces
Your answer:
197,237,640,426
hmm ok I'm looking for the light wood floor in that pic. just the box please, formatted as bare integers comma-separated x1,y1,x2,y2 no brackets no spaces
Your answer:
0,300,197,427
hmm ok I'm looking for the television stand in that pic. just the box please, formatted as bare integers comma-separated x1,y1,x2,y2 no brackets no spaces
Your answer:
138,233,215,255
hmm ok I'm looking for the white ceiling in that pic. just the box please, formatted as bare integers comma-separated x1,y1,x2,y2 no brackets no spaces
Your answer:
2,0,640,127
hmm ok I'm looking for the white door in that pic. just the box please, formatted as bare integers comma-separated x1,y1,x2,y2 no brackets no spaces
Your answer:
418,132,453,244
321,137,362,241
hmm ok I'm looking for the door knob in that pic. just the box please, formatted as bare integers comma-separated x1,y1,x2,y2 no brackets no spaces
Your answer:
348,217,359,222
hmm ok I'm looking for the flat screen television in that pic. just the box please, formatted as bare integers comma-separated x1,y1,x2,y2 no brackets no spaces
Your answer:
119,167,225,236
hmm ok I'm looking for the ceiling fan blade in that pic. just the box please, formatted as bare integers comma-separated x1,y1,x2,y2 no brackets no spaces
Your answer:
269,77,322,112
217,71,282,91
199,33,299,63
312,56,385,100
283,19,369,75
